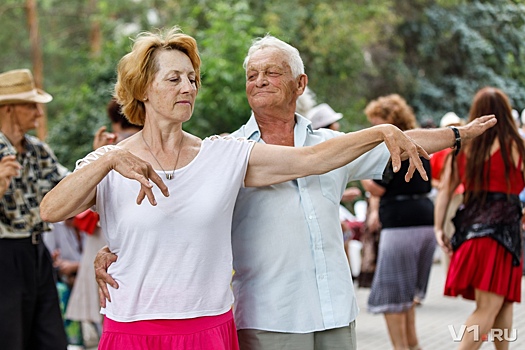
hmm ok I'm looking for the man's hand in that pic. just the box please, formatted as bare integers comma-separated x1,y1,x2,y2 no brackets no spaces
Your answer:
92,126,117,150
94,245,118,308
457,115,497,143
0,155,20,194
341,187,361,203
404,114,497,164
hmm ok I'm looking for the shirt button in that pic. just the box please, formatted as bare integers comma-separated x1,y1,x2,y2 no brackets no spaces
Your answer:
309,215,313,220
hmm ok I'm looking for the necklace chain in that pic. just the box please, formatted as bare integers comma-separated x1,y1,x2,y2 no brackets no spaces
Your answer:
141,132,184,180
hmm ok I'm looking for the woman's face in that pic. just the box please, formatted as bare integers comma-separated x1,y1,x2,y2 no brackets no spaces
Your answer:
368,115,389,126
144,49,197,124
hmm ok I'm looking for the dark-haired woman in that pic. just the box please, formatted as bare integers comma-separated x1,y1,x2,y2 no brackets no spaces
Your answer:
435,87,525,350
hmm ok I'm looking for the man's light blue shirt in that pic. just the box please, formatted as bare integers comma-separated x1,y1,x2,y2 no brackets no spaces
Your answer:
231,113,390,332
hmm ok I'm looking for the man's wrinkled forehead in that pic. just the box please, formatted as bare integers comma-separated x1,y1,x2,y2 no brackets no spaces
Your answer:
246,61,287,73
247,47,290,69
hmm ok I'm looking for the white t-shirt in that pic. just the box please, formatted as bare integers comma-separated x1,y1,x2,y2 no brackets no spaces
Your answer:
93,137,254,322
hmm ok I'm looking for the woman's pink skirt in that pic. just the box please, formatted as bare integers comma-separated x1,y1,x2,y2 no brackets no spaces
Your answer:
445,237,522,302
98,310,239,350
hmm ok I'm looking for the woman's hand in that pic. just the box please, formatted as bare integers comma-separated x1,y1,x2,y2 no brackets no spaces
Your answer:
105,148,169,206
381,125,430,182
435,228,453,255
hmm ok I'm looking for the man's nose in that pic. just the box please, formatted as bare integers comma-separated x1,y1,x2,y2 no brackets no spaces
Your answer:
35,104,44,117
255,72,268,87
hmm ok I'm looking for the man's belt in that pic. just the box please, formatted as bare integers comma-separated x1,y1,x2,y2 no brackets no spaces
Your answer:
31,230,42,245
0,231,42,245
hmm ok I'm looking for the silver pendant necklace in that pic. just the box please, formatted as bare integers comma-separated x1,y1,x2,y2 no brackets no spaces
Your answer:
141,131,184,180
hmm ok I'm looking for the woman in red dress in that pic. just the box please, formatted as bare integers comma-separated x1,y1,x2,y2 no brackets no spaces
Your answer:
435,87,525,350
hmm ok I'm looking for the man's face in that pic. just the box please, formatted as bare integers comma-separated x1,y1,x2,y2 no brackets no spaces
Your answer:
245,47,298,113
12,103,43,133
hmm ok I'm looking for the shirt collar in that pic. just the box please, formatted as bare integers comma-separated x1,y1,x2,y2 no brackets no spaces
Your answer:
294,113,313,147
243,112,262,141
243,112,314,146
0,132,19,156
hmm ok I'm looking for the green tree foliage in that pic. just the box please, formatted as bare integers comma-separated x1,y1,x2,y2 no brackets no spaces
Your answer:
249,0,395,129
0,1,32,73
187,1,264,136
373,0,525,121
1,0,524,168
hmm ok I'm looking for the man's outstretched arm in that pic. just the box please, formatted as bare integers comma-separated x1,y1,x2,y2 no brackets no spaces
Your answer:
406,115,496,155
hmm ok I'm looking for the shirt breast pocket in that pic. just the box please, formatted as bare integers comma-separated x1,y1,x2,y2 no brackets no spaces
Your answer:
319,173,342,205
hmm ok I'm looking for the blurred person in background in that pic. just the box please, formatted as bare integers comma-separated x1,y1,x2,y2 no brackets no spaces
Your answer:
295,86,316,117
44,218,86,347
362,94,437,350
511,109,525,138
435,87,524,350
0,68,69,349
307,102,343,131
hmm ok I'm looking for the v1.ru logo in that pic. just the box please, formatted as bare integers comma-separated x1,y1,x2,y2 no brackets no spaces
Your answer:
448,325,517,342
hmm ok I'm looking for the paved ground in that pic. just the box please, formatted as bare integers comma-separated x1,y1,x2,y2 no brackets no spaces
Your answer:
355,261,525,349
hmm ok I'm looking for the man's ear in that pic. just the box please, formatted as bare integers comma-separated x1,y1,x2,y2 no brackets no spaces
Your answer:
296,74,308,95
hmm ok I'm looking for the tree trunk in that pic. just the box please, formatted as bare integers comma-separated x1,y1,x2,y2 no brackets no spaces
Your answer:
89,0,101,58
25,0,47,140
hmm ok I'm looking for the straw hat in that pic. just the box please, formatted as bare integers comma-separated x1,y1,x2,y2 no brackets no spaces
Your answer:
306,103,343,129
0,69,53,106
439,112,461,128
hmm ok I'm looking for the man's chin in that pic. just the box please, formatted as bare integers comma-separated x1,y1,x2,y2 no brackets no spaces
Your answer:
249,97,274,108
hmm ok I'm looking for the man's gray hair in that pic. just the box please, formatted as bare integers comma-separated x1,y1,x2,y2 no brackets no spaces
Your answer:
243,34,305,78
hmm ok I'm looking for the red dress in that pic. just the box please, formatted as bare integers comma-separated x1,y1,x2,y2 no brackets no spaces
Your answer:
445,149,524,302
430,148,464,194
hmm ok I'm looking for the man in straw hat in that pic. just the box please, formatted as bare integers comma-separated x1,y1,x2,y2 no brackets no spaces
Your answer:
0,69,69,349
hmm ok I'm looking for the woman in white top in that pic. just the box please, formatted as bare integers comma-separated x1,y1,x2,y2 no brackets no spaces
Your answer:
39,26,488,350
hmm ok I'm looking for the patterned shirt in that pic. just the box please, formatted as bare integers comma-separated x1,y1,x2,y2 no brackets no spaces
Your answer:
0,133,69,238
